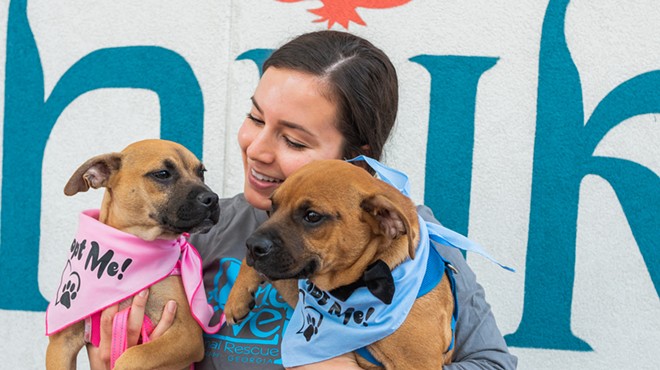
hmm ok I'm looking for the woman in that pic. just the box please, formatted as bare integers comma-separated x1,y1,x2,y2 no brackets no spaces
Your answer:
91,30,517,369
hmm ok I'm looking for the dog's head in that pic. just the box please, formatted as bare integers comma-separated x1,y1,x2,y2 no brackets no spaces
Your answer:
245,159,419,291
64,139,220,241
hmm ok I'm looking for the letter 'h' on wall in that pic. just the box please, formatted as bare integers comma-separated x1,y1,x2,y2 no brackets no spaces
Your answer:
0,0,205,311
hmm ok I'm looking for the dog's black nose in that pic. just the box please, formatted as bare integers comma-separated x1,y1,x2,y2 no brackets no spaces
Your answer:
246,235,274,260
197,191,219,208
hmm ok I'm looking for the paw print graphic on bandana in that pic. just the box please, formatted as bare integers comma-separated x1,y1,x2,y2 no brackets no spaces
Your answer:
297,292,324,342
58,276,81,308
55,261,81,309
302,309,323,341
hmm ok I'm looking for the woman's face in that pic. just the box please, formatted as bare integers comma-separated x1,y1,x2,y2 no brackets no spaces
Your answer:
238,67,345,210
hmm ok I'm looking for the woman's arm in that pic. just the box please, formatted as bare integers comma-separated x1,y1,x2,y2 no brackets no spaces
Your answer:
417,205,518,370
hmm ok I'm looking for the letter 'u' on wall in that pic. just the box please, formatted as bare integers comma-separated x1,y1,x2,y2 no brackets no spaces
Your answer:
0,0,205,311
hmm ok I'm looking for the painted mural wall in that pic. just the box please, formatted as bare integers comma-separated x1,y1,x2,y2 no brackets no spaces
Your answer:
0,0,658,368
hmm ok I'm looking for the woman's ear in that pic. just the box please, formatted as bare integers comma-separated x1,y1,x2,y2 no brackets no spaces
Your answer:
358,144,372,157
344,144,371,160
345,144,374,173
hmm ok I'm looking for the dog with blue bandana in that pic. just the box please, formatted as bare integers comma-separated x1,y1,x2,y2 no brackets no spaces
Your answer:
225,157,476,369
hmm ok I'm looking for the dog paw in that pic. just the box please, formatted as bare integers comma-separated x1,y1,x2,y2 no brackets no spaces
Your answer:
224,289,256,325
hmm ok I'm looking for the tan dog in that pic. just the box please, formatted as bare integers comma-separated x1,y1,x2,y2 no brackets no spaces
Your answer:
225,159,455,369
46,139,220,370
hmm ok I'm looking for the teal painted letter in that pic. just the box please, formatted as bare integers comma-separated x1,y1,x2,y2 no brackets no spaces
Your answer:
237,49,274,77
410,55,497,237
506,0,660,350
0,0,204,311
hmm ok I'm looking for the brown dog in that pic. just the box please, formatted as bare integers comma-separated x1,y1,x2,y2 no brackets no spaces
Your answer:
46,139,220,370
225,159,455,369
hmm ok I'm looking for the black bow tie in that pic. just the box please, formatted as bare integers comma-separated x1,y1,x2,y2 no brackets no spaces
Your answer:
329,260,395,304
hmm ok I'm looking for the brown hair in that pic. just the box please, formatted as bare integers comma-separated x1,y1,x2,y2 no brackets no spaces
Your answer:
263,30,398,164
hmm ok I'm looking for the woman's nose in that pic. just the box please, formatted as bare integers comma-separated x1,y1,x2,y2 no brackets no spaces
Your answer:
246,126,275,164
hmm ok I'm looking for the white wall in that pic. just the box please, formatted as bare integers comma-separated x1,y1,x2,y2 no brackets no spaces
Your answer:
1,0,658,369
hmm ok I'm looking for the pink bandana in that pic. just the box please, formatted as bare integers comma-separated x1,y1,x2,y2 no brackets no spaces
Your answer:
46,209,222,336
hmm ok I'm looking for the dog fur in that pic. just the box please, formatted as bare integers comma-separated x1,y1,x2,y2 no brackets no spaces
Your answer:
225,159,454,369
46,139,219,370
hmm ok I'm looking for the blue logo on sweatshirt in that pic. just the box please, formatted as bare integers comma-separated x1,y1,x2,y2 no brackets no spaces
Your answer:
205,257,293,365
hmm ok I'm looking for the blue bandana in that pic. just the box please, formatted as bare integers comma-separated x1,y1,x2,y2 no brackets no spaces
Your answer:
280,156,514,367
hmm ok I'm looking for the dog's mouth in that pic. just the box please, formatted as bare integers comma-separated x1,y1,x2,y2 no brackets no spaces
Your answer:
160,204,220,234
291,259,318,279
257,259,318,281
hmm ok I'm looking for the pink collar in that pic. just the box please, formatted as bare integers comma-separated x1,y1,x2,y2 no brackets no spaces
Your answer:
46,209,222,336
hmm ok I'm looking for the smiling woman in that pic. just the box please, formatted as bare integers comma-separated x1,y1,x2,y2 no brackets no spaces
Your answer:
239,67,344,211
89,30,517,370
193,30,514,370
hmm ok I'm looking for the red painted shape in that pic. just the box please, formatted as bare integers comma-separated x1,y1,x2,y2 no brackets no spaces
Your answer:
277,0,411,29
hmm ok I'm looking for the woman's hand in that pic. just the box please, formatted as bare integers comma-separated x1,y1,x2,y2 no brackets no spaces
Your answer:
87,289,178,370
286,352,361,370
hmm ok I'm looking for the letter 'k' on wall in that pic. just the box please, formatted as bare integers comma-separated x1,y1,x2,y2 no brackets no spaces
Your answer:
503,0,660,351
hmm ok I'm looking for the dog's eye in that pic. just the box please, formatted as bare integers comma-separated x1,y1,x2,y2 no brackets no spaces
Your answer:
303,211,324,224
197,166,206,181
151,170,172,180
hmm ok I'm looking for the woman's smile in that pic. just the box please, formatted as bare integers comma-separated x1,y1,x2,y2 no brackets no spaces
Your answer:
247,167,284,192
238,67,344,210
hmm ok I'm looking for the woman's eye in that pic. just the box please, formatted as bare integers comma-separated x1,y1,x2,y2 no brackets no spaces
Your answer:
151,170,172,180
285,137,307,150
303,211,324,224
246,113,264,125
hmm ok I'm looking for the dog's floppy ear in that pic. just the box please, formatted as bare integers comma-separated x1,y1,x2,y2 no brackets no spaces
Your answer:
64,153,122,196
360,193,417,259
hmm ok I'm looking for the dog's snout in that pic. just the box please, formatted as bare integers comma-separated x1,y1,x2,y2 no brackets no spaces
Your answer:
197,191,219,208
246,235,274,260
